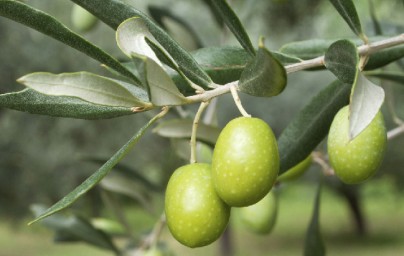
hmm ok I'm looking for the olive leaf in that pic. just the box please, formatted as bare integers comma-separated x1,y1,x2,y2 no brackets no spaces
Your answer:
329,0,367,42
17,72,151,108
365,71,404,85
239,38,287,97
324,39,359,84
0,89,135,120
349,73,385,140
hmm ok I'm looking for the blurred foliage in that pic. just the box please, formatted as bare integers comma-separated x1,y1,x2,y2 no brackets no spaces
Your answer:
0,0,403,226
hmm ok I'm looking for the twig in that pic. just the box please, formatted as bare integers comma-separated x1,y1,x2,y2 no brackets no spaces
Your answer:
230,84,251,117
387,125,404,140
190,101,211,163
312,151,334,176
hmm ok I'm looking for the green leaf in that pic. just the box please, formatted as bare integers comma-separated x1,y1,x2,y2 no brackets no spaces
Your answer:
153,119,220,146
280,39,337,60
239,38,287,97
28,111,165,225
0,89,134,119
349,73,385,139
329,0,367,42
31,205,119,254
17,72,151,108
72,0,213,88
303,183,326,256
148,5,203,50
171,139,214,163
324,40,359,84
0,1,139,83
209,0,256,56
131,54,189,106
365,45,404,70
278,80,351,174
201,0,224,27
365,71,404,85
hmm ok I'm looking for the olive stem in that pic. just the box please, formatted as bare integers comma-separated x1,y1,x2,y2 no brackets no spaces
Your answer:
387,125,404,140
312,151,334,176
190,100,211,164
230,84,251,117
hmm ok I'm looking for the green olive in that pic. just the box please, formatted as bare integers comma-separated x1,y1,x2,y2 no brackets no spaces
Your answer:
165,163,230,248
212,117,279,207
237,191,278,234
327,106,387,184
276,154,312,182
71,4,98,32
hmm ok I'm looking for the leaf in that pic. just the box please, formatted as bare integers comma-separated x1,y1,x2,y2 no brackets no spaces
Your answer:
349,73,385,139
329,0,367,42
28,111,165,225
17,72,151,108
365,45,404,70
303,183,326,256
171,139,213,163
324,40,359,84
0,1,139,83
71,0,213,88
153,119,220,146
280,39,337,60
239,38,287,97
31,205,119,254
131,54,189,106
0,89,134,119
365,71,404,85
278,80,351,174
201,0,224,27
209,0,256,56
148,5,203,50
116,17,163,66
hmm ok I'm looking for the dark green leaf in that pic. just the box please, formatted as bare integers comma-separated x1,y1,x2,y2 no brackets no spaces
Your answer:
148,5,203,49
0,89,135,119
210,0,256,56
280,39,337,60
349,73,385,139
365,45,404,70
29,112,164,225
153,119,220,146
31,205,119,254
72,0,213,88
329,0,367,42
303,183,326,256
278,80,351,174
17,72,151,108
239,38,287,97
324,40,359,84
0,0,139,83
366,71,404,84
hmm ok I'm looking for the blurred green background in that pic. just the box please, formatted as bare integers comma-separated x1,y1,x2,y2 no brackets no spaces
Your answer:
0,0,403,255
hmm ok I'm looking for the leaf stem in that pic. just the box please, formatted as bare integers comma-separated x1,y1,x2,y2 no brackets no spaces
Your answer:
387,125,404,140
190,101,211,164
230,84,251,117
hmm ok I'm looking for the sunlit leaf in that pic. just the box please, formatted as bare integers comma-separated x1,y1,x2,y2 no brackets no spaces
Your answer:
349,73,385,139
0,0,139,83
210,0,256,56
239,38,287,97
29,111,166,225
324,40,359,84
153,119,220,146
0,89,135,119
17,72,151,108
329,0,367,42
303,183,326,256
31,205,119,253
278,80,351,174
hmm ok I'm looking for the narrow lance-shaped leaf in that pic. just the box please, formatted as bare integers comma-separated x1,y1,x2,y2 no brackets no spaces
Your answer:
72,0,213,88
329,0,367,42
365,71,404,85
0,89,135,120
0,0,139,84
325,39,359,84
17,72,151,109
210,0,256,56
28,110,167,225
303,183,326,256
349,73,385,139
278,80,351,174
239,38,287,97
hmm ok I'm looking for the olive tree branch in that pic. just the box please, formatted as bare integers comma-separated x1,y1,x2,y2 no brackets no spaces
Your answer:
387,124,404,140
185,34,404,104
190,100,211,164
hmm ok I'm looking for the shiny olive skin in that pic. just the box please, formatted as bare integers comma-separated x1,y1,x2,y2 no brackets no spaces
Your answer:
71,4,98,32
165,163,230,248
277,154,312,182
237,191,278,234
328,106,387,184
212,117,279,207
